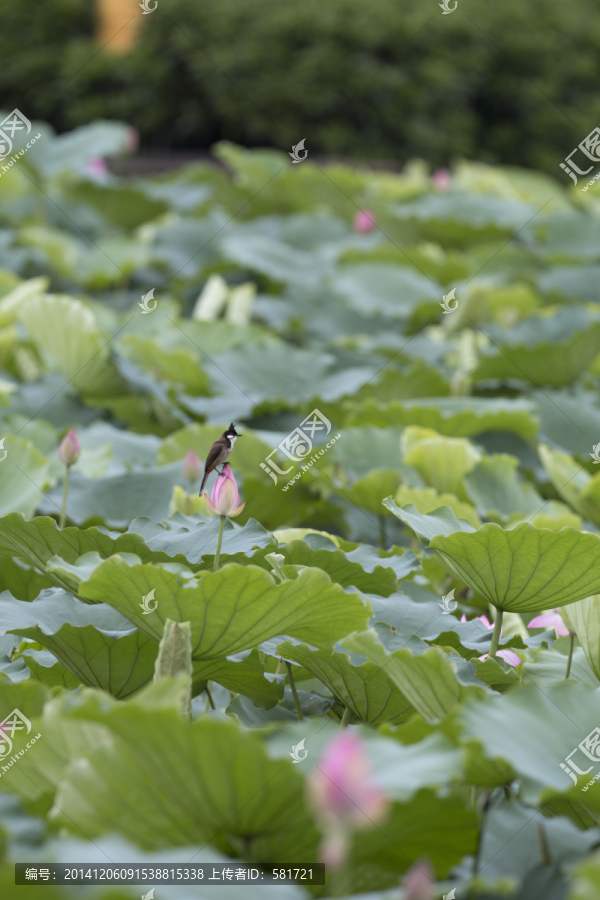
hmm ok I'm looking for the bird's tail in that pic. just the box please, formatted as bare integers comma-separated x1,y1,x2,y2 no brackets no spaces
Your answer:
199,468,211,497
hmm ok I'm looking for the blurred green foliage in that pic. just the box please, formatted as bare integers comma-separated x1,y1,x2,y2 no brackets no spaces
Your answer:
0,0,599,170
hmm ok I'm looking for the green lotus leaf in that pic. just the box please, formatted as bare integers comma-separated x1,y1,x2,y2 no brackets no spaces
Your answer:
473,307,600,387
343,628,484,723
431,523,600,612
401,430,481,499
79,559,372,658
558,596,600,681
276,640,414,725
18,293,124,396
51,708,318,859
383,499,476,546
345,396,539,439
395,485,480,528
463,454,544,523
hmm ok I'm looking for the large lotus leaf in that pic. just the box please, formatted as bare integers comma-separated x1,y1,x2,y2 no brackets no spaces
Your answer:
463,454,544,523
460,681,600,803
343,629,484,723
117,334,209,395
351,361,450,404
392,192,539,244
531,389,600,458
559,596,600,682
431,523,600,612
235,539,402,596
0,437,51,519
347,791,477,887
11,623,158,700
345,396,539,439
0,554,53,601
383,499,476,546
0,514,196,588
310,426,408,481
339,469,405,515
79,559,372,658
538,444,591,518
401,433,481,499
51,708,319,859
395,485,480,528
38,462,188,529
126,515,273,566
221,230,334,288
473,307,600,387
0,693,107,807
17,293,123,396
276,640,414,725
331,263,440,319
192,651,284,709
207,343,334,407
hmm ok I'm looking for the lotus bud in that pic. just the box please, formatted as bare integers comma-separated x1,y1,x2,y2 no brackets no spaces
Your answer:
432,168,452,190
353,209,377,233
307,732,388,869
403,858,435,900
205,464,245,517
182,449,201,482
58,429,80,467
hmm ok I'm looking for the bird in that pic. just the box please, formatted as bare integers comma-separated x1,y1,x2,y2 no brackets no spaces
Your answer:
199,423,241,496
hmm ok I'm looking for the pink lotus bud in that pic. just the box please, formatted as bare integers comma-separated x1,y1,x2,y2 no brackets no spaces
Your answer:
353,209,377,233
432,168,452,191
86,157,109,178
307,732,388,868
205,464,245,517
182,449,201,482
403,858,435,900
58,429,80,467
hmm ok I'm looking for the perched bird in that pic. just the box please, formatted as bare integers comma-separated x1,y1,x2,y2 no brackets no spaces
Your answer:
199,423,241,496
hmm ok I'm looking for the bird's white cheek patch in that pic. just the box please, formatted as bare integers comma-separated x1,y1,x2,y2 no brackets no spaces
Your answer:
228,435,238,446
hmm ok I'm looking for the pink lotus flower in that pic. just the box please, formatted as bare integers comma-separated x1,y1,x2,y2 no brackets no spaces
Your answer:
86,157,109,179
182,449,201,482
353,209,377,233
204,464,245,517
403,858,435,900
307,732,388,869
432,168,452,191
58,429,81,467
461,614,521,668
528,610,570,638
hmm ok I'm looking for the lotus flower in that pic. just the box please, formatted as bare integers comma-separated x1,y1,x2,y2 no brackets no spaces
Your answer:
527,609,570,638
353,209,377,233
403,858,435,900
432,168,452,191
307,732,388,868
461,614,521,667
205,464,245,517
182,449,201,482
58,429,80,467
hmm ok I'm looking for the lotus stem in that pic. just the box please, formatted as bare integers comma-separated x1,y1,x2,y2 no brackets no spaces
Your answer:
205,684,215,710
565,633,575,680
489,609,503,659
285,661,303,721
59,465,70,529
213,515,226,572
340,706,352,728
